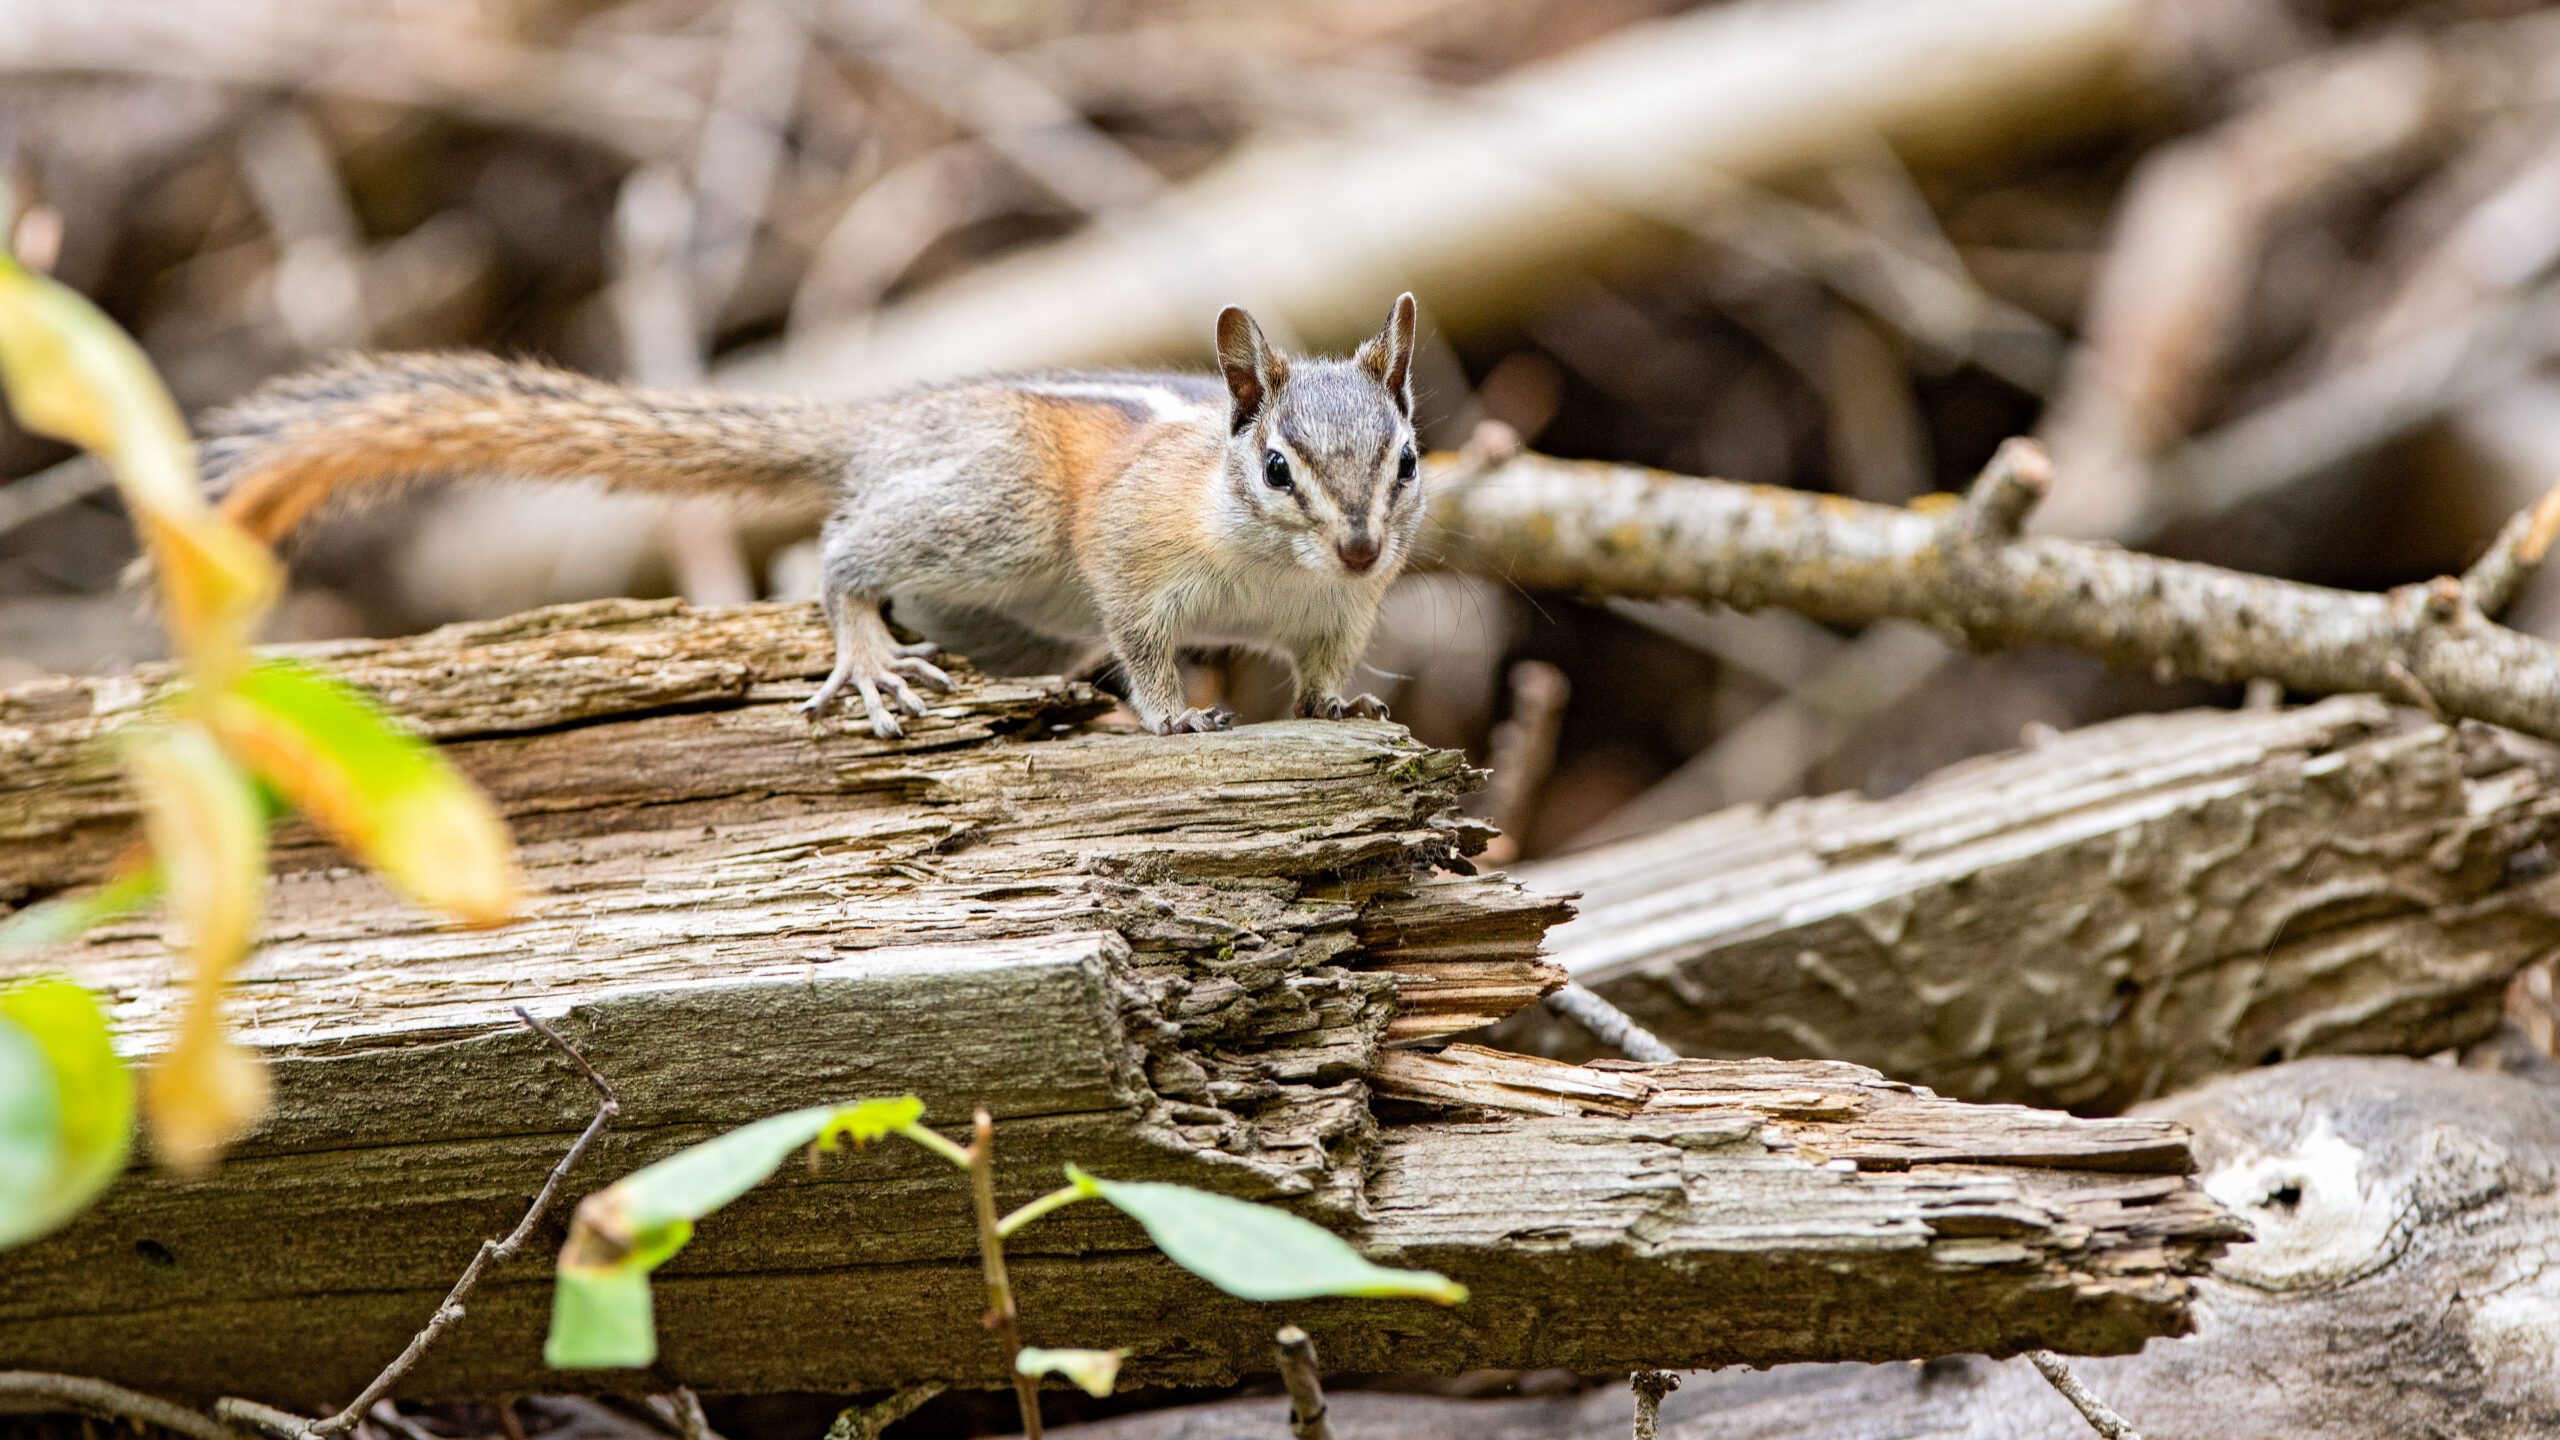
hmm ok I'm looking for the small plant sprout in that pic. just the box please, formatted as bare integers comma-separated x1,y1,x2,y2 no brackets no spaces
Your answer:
545,1094,1467,1439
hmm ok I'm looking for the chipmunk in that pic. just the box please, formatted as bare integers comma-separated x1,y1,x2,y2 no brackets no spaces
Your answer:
198,293,1427,739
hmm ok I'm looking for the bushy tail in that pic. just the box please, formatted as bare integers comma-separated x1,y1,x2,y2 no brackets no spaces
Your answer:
198,352,851,545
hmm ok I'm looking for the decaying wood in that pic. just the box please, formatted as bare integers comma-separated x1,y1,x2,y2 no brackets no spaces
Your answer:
721,0,2150,392
0,1013,2233,1404
1054,1055,2560,1440
1426,438,2560,745
0,598,2235,1403
1498,695,2560,1112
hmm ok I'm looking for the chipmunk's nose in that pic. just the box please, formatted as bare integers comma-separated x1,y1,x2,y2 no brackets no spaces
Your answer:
1338,530,1381,573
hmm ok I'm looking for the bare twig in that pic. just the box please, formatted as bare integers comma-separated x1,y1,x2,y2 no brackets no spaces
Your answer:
1960,438,2054,541
819,0,1162,217
2034,35,2472,539
0,457,109,539
2463,480,2560,618
1546,982,1679,1064
271,1007,619,1438
1427,438,2560,746
1475,660,1571,866
2153,280,2560,540
1273,1326,1333,1440
967,1109,1044,1440
822,1385,943,1440
0,1372,246,1440
2027,1351,2147,1440
212,1397,318,1438
645,1388,724,1440
1629,1371,1679,1440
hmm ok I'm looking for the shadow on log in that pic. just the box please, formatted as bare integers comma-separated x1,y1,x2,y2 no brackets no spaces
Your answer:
0,599,2235,1404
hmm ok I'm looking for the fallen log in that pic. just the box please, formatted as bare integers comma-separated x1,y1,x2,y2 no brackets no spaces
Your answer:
1499,696,2560,1112
1057,1054,2560,1440
0,599,2233,1405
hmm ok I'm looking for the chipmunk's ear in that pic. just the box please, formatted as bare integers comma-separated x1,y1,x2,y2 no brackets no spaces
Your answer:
1217,305,1287,436
1356,292,1418,417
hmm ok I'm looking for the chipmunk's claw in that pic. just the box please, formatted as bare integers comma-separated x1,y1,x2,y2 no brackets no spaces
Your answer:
802,663,942,740
1151,706,1235,735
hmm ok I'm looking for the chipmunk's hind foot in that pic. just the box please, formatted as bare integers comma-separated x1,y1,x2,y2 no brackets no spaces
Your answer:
808,591,953,739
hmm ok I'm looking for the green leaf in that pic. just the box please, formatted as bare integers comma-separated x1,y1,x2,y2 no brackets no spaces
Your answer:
0,866,159,954
0,1019,61,1247
1016,1347,1127,1398
604,1096,923,1238
544,1262,662,1370
544,1096,924,1370
204,659,520,926
1067,1167,1467,1305
0,976,134,1249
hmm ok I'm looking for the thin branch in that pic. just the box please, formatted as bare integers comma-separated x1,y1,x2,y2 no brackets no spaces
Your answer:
0,1372,247,1440
1273,1326,1333,1440
212,1397,318,1438
2151,281,2560,543
284,1007,619,1437
1545,982,1679,1064
644,1388,724,1440
1960,437,2053,541
967,1109,1045,1440
822,1386,943,1440
1474,659,1571,866
1629,1371,1679,1440
0,457,111,539
1427,437,2560,745
2026,1351,2147,1440
2463,479,2560,618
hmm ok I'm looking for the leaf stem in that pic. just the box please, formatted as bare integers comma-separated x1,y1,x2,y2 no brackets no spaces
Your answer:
896,1120,972,1170
996,1183,1088,1239
966,1109,1043,1440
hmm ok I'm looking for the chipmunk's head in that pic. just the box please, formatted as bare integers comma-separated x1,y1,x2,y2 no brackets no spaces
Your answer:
1216,293,1422,579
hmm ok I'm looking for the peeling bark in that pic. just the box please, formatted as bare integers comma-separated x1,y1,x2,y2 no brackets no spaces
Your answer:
1498,696,2560,1112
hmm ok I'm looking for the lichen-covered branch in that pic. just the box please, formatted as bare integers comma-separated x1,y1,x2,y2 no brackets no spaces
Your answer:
1426,436,2560,743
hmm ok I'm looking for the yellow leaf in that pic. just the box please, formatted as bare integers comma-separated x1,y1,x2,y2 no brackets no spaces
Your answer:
206,660,520,926
121,721,270,1171
0,251,277,676
134,511,279,686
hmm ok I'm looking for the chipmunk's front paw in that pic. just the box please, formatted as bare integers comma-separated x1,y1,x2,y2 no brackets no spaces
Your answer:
1150,706,1235,735
1297,692,1390,721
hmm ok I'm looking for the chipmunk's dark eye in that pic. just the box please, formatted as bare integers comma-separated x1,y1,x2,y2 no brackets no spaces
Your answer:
1396,444,1418,483
1263,449,1294,490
